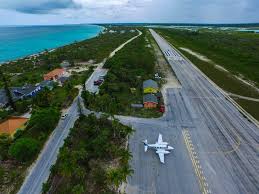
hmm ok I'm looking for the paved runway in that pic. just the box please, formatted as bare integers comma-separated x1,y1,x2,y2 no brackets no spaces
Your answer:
122,29,259,194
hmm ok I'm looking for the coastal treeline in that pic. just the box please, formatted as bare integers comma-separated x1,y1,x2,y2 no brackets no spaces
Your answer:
43,114,133,194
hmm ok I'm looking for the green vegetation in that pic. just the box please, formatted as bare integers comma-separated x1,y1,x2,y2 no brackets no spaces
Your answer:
82,29,163,118
0,109,11,122
235,99,259,120
0,27,137,88
0,106,60,193
157,28,259,120
8,138,39,162
24,107,60,139
0,134,12,161
157,28,259,85
43,114,133,194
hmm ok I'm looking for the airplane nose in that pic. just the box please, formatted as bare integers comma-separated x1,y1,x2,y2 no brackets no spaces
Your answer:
168,146,174,150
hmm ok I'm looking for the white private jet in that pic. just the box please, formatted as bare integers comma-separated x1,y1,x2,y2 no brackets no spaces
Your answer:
143,134,174,164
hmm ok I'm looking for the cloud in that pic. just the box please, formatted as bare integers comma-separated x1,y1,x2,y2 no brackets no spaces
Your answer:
0,0,258,24
0,0,78,14
0,0,152,14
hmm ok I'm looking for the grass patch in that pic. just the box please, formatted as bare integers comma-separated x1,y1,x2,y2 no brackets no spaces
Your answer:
235,99,259,120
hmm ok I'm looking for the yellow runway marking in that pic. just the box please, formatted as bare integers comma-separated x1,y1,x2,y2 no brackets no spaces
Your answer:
183,129,211,194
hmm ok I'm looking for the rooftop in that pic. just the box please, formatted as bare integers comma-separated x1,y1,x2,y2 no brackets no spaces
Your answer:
143,94,158,103
0,117,28,136
44,68,65,77
12,85,37,97
143,79,158,89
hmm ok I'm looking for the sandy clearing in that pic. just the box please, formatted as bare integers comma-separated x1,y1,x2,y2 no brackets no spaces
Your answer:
179,47,212,63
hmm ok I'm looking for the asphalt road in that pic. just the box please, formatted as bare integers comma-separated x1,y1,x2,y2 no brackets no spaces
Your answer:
118,29,259,194
85,66,108,94
18,97,79,194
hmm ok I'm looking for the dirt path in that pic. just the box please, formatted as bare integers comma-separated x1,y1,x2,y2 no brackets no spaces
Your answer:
227,92,259,102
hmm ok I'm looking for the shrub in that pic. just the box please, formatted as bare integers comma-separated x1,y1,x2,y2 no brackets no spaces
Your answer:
0,134,12,161
27,107,60,133
8,138,39,162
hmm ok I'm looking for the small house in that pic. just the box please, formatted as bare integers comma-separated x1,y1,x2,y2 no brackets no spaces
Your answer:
0,85,41,107
143,79,159,94
43,68,65,81
143,94,158,108
12,85,41,99
0,117,28,137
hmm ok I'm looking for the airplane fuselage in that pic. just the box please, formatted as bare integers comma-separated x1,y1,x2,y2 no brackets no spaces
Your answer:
147,143,174,151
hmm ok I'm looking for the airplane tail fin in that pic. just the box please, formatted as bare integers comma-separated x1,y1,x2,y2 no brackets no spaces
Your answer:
143,140,148,152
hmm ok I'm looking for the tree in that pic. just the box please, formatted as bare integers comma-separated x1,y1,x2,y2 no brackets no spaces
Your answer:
33,89,53,107
15,100,30,113
42,182,50,194
0,69,16,111
0,134,12,161
106,168,123,188
106,166,133,188
72,184,85,194
8,138,39,162
0,166,4,182
27,107,60,133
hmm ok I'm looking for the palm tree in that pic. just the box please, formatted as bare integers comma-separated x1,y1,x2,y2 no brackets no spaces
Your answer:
119,150,132,165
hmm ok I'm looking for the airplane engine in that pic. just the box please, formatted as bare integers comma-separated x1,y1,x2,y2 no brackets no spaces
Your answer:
143,140,148,152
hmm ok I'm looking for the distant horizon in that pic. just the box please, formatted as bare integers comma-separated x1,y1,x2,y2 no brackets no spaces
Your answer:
1,22,259,27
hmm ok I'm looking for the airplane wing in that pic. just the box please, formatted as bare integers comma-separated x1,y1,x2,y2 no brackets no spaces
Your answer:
157,134,163,144
156,149,165,163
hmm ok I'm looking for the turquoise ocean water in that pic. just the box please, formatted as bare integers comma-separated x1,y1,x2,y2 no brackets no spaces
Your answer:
0,24,103,63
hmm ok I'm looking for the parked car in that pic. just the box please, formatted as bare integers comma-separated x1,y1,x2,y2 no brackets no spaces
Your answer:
99,75,105,80
94,79,104,86
61,113,68,120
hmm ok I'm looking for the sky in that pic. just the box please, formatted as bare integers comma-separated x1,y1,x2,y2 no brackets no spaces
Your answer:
0,0,258,25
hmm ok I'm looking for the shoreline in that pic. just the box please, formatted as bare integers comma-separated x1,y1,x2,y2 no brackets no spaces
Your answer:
0,25,105,65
